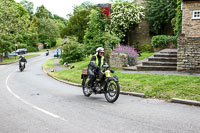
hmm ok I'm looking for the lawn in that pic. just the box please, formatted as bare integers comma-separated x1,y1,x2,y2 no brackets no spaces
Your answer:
43,58,56,70
49,69,200,101
0,54,40,64
138,52,154,61
45,52,200,102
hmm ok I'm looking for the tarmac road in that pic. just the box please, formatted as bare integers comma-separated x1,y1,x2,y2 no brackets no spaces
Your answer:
0,53,200,133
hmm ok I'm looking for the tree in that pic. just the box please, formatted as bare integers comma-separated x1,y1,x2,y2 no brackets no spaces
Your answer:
20,0,34,20
108,0,145,42
146,0,177,35
61,2,95,42
37,18,60,46
61,9,91,42
0,0,30,62
84,9,120,55
35,5,53,19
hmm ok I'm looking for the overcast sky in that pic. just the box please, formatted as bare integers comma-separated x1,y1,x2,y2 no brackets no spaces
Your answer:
15,0,111,19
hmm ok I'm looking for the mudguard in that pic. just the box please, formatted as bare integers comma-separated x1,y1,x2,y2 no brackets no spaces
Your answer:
111,75,118,82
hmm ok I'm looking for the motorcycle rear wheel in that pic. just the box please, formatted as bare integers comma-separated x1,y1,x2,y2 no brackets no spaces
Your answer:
82,76,91,97
104,79,120,103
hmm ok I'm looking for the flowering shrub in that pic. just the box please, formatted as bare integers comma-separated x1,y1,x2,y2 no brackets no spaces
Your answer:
112,45,138,66
108,1,145,40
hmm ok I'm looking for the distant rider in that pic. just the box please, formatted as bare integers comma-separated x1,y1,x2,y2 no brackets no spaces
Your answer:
19,55,27,68
46,50,49,56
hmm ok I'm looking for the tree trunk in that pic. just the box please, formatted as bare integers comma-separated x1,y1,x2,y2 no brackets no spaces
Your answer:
0,55,3,62
4,52,8,58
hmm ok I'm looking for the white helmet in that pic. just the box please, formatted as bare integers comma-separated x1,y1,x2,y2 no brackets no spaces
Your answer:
96,47,104,54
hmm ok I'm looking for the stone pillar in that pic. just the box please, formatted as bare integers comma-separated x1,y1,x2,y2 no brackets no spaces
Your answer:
177,35,200,72
177,0,200,72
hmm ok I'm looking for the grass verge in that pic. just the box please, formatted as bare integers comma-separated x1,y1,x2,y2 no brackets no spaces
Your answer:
44,52,200,102
43,58,55,70
0,54,40,64
49,70,200,101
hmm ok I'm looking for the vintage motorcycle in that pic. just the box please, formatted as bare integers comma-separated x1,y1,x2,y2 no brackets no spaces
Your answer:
81,65,120,103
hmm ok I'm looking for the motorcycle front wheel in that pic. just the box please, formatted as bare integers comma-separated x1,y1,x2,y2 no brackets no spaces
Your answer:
82,76,91,97
104,79,120,103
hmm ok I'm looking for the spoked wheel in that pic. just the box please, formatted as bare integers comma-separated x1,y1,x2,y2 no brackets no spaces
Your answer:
82,76,91,97
104,80,120,103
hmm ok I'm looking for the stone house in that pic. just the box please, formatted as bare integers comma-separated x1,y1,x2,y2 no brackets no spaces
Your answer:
177,0,200,72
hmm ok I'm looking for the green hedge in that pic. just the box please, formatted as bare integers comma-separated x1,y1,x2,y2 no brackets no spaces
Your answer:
152,35,177,48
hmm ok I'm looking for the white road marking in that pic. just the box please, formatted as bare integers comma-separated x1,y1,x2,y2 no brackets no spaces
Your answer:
6,71,67,122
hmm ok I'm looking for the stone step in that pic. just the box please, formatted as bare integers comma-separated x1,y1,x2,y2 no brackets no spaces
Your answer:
142,61,177,66
160,51,177,54
160,49,177,54
137,65,177,71
154,53,177,58
148,57,177,62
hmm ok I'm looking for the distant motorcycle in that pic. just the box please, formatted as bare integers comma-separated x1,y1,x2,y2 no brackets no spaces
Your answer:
19,62,25,72
81,65,120,103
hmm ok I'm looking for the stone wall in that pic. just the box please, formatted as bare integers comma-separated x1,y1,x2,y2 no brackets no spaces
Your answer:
129,20,152,45
110,53,128,68
182,1,200,37
177,36,200,72
177,1,200,72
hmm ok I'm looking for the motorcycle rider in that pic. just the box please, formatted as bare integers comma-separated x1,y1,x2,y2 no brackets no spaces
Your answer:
46,49,49,56
87,47,107,92
19,55,27,68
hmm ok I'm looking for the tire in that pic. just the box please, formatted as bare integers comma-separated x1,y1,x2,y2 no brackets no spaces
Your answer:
104,79,120,103
20,67,23,72
82,76,91,97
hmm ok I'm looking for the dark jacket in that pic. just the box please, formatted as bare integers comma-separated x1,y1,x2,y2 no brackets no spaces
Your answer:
88,54,106,75
19,57,27,63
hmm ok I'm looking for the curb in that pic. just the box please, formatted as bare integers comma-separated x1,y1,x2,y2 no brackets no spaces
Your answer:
171,98,200,107
120,91,145,98
42,65,200,107
42,66,145,98
42,66,81,87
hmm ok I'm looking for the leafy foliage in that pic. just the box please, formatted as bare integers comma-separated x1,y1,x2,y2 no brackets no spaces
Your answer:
0,0,30,58
84,9,120,55
37,18,60,46
146,0,177,35
61,36,86,63
152,35,177,48
61,9,91,43
108,1,145,41
172,0,182,36
20,0,34,20
35,5,53,19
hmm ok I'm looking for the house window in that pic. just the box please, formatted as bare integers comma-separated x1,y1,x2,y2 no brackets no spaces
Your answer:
193,10,200,19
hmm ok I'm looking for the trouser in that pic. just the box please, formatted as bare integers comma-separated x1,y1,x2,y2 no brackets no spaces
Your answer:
87,69,96,87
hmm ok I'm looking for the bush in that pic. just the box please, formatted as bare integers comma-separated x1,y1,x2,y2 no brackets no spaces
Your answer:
141,44,154,52
152,35,177,48
27,46,39,52
112,45,138,66
61,36,86,63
